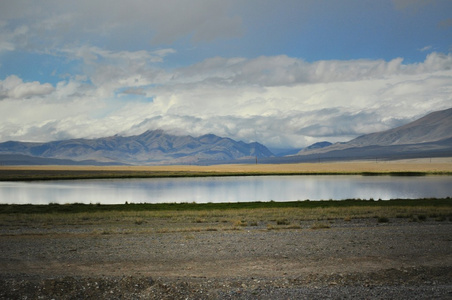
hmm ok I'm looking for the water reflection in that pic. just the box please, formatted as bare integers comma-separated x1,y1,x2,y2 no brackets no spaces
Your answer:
0,175,451,204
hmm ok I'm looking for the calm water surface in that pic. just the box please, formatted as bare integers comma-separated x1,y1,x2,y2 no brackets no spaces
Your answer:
1,175,451,204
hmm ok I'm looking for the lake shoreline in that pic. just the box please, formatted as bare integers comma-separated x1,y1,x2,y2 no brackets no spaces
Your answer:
1,198,451,214
1,160,452,181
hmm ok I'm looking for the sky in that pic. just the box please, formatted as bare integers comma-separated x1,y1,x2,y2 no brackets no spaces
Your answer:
0,0,451,150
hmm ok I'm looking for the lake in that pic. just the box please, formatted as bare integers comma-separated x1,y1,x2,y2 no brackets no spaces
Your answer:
1,175,451,204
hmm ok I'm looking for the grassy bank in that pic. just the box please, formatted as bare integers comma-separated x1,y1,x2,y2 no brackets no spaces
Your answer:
1,199,451,234
0,168,451,181
1,198,451,214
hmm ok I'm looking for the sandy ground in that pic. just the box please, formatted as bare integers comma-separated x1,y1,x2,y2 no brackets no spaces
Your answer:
1,218,451,299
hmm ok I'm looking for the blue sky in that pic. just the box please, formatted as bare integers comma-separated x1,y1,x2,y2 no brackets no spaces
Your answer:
0,0,451,149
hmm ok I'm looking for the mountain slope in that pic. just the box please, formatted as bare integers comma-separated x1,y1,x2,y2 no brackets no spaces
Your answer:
301,141,332,152
0,130,273,165
0,154,123,166
348,107,452,147
293,107,452,161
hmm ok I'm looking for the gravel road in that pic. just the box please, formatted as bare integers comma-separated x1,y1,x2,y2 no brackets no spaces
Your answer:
1,219,451,299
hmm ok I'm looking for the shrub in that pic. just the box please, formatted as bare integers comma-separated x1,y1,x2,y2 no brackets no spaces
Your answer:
232,220,247,227
276,218,290,225
311,222,330,229
286,224,302,229
377,217,389,223
267,223,301,230
418,215,427,221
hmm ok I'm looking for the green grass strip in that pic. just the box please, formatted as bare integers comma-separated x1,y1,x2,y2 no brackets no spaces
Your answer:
1,198,450,214
1,170,451,181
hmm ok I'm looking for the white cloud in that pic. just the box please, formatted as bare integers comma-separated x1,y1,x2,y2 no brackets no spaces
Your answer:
168,53,452,87
419,45,433,52
0,75,54,100
0,52,451,148
52,46,176,100
61,46,176,64
119,52,452,147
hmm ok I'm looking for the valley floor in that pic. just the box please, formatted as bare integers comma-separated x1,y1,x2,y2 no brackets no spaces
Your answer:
1,159,451,298
1,158,452,180
1,215,451,299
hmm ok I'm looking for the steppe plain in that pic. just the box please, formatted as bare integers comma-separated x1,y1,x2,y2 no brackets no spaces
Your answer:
1,158,452,180
1,159,452,299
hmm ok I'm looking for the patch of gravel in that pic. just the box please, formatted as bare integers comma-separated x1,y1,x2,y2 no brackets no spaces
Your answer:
2,269,451,299
1,219,451,299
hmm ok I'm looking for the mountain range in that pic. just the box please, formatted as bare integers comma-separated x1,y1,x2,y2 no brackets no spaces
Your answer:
253,107,452,164
0,107,451,165
301,107,452,153
0,130,273,165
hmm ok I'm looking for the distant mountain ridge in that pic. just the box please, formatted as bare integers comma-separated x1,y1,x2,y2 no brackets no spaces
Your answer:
292,107,452,161
0,130,274,165
348,108,452,147
230,107,452,165
302,141,332,152
1,108,451,166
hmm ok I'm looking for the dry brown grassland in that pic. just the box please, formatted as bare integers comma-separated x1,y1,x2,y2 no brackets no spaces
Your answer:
1,158,452,180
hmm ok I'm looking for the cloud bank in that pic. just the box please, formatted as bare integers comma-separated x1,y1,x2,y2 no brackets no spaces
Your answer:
0,49,451,148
